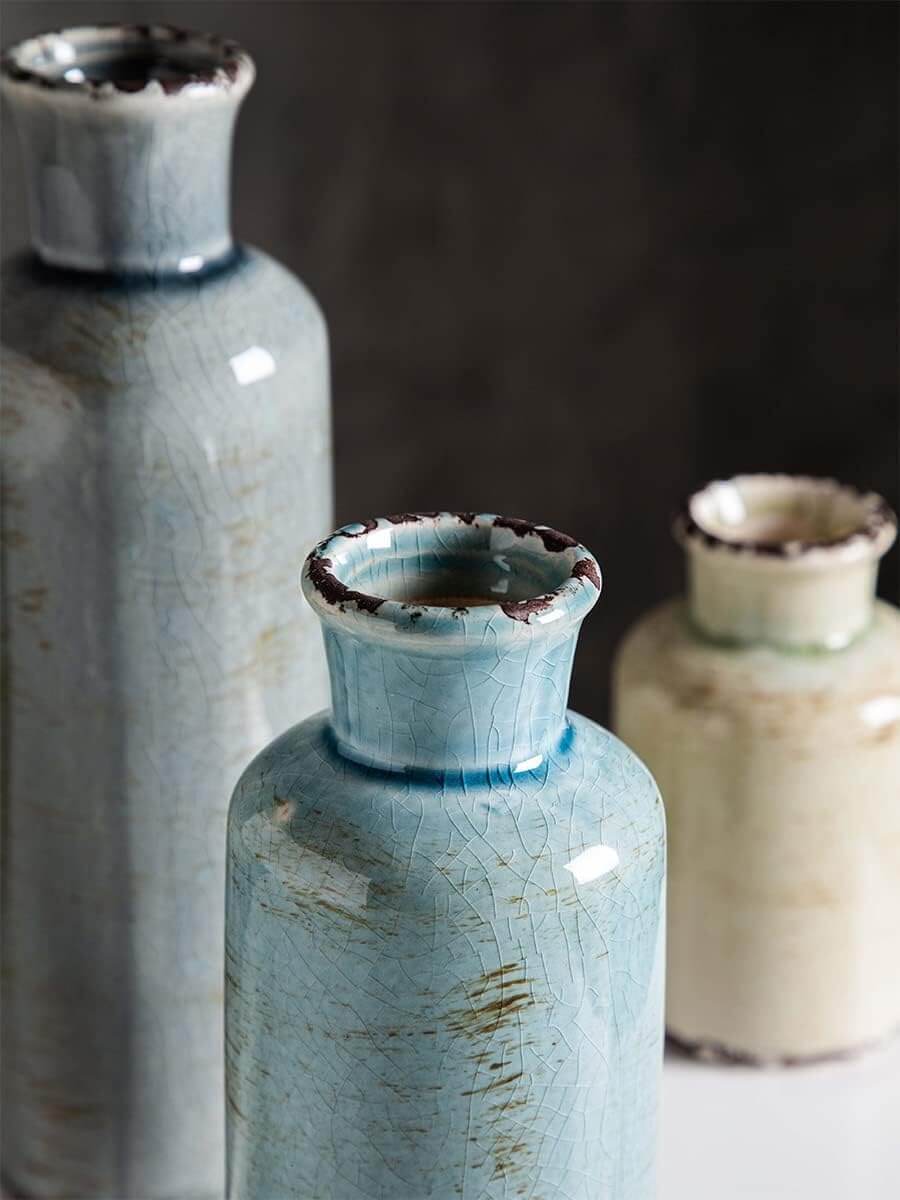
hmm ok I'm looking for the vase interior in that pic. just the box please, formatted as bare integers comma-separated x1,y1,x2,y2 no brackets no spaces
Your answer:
5,26,241,91
689,476,883,549
332,522,574,608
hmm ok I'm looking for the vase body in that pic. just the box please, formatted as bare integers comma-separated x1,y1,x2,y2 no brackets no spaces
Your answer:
614,475,900,1063
1,27,331,1198
226,513,665,1200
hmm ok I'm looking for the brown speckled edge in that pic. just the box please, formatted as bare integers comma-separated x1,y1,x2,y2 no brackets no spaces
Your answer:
304,511,601,625
305,553,386,615
675,474,897,560
666,1025,900,1068
0,24,253,97
493,515,579,554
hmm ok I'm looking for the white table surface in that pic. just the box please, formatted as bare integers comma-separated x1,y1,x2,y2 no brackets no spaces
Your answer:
661,1036,900,1199
4,1038,898,1198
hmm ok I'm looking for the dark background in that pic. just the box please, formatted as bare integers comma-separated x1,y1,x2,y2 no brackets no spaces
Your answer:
4,0,898,722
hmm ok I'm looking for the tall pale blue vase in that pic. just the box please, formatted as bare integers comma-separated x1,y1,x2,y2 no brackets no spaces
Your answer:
1,25,331,1198
226,513,665,1199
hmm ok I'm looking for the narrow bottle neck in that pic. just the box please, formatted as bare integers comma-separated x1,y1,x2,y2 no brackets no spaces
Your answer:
7,90,240,275
686,550,879,650
323,625,579,776
678,475,895,651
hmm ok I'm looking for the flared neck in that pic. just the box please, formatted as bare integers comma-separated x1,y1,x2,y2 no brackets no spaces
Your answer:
677,475,897,650
1,25,254,275
301,513,603,777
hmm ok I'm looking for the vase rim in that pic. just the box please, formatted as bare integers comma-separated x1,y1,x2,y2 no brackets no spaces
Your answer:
675,473,896,567
302,511,602,643
0,23,255,102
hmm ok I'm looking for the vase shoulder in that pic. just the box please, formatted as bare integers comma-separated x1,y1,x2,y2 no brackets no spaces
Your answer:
1,246,327,390
617,596,900,731
229,709,664,880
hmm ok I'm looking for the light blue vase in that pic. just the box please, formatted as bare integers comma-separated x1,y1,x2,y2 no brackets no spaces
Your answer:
226,513,665,1200
1,25,331,1198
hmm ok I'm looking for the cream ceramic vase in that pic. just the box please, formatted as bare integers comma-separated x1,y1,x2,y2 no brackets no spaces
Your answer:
613,475,900,1063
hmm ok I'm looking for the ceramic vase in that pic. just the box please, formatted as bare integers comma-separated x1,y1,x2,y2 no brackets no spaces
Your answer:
225,512,665,1200
614,475,900,1063
1,25,331,1198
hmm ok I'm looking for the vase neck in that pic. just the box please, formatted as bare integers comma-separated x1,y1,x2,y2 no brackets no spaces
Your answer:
678,475,896,650
686,553,881,650
323,623,580,776
1,25,254,275
301,513,603,776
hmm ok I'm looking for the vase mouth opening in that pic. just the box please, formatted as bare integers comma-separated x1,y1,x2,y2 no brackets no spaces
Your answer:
676,474,896,566
0,24,255,100
301,512,602,641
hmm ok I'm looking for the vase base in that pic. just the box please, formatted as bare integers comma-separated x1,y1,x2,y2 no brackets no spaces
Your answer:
666,1025,899,1068
2,1176,221,1200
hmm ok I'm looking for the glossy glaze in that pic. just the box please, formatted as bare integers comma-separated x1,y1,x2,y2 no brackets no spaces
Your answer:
1,26,330,1198
226,513,665,1200
614,476,900,1063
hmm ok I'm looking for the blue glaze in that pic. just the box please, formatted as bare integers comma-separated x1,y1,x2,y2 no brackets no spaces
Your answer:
226,514,665,1199
1,25,254,274
1,25,331,1199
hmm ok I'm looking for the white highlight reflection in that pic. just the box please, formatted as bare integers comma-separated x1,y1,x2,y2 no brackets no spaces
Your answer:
178,254,205,274
230,345,276,386
712,481,747,527
51,40,76,64
64,67,85,83
860,695,900,730
367,528,392,549
824,630,853,650
535,608,563,624
563,843,620,884
513,754,544,774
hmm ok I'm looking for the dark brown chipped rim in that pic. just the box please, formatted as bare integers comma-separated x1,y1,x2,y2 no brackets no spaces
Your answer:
0,24,254,97
675,475,897,561
301,511,602,630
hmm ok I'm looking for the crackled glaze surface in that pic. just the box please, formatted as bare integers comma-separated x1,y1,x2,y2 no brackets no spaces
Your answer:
614,476,900,1063
1,26,330,1199
226,514,665,1199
